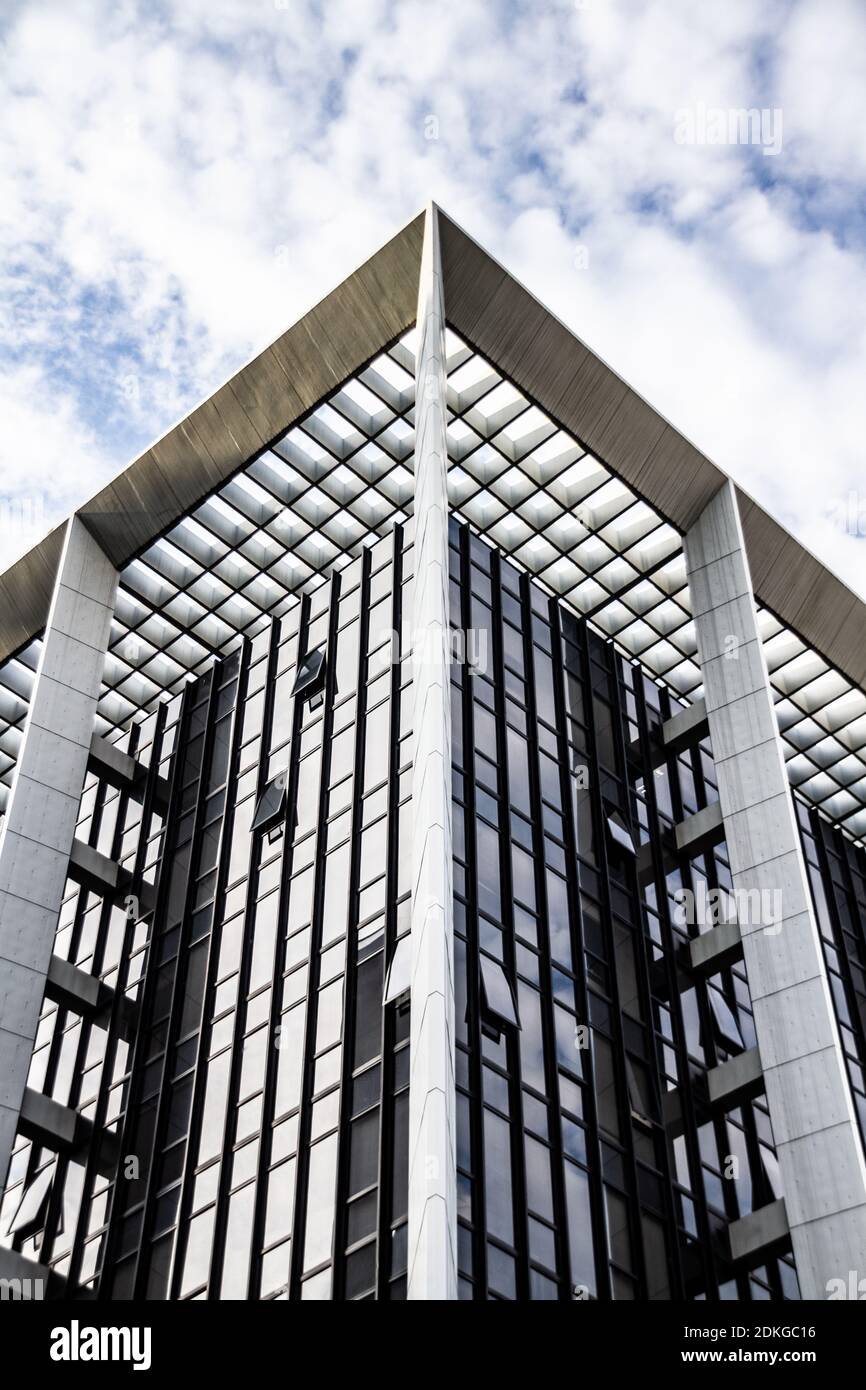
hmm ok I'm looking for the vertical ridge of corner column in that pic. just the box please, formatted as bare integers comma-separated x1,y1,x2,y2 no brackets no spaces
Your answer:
407,203,458,1301
0,516,118,1194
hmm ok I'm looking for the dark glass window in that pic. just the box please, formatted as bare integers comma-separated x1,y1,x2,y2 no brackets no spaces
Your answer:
480,956,520,1030
251,772,287,833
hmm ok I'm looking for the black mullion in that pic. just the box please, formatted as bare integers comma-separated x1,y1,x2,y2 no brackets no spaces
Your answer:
457,524,487,1300
552,612,611,1302
70,707,169,1296
170,637,253,1300
580,629,648,1299
331,547,372,1299
526,601,575,1300
487,558,529,1301
287,574,343,1299
376,528,405,1300
97,684,194,1295
128,671,220,1299
244,599,310,1301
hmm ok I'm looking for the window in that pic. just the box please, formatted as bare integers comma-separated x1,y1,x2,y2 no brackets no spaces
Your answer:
251,772,287,834
292,647,326,701
480,956,520,1031
708,987,745,1053
6,1165,53,1237
606,810,636,857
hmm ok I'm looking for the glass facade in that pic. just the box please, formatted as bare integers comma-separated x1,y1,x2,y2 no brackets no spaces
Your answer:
449,518,798,1301
1,526,414,1300
797,804,866,1142
5,503,866,1299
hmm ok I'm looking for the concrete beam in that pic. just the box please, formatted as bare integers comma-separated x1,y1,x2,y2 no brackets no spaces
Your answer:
663,698,709,757
636,803,723,885
88,733,169,805
0,516,117,1193
728,1198,791,1267
44,954,105,1016
19,1087,80,1152
634,698,710,769
675,800,725,859
685,479,866,1301
68,839,155,917
18,1087,119,1181
663,1048,764,1141
68,838,121,895
88,732,137,789
707,1046,765,1111
688,920,744,977
408,205,457,1301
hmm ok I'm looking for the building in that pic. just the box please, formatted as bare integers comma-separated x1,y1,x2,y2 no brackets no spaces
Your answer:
1,204,865,1303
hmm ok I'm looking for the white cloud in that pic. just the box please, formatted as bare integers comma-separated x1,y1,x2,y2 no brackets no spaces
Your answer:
0,363,115,562
0,0,863,608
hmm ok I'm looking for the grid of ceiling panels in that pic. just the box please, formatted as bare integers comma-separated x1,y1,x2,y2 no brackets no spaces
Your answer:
1,323,866,850
444,329,702,700
93,331,418,738
757,606,866,844
443,329,866,848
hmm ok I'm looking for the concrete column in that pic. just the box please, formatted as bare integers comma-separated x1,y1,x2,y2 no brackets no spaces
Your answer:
0,516,117,1191
407,203,457,1300
684,480,866,1300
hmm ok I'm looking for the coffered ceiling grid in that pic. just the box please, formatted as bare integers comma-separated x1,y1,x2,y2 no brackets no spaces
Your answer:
1,321,865,848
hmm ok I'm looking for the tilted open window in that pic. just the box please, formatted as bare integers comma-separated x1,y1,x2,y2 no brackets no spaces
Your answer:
479,955,520,1040
292,647,327,706
251,771,288,837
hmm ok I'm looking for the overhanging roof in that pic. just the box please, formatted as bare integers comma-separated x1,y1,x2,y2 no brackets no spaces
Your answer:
438,214,866,690
1,204,865,837
0,210,425,660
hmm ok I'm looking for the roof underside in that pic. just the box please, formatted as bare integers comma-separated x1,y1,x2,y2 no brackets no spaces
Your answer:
1,207,865,841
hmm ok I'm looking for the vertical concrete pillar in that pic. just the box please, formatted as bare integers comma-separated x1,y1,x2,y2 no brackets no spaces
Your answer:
685,480,866,1299
0,516,117,1190
407,204,457,1300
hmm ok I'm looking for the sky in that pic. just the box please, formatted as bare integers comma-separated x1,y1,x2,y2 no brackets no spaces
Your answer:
1,0,865,600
